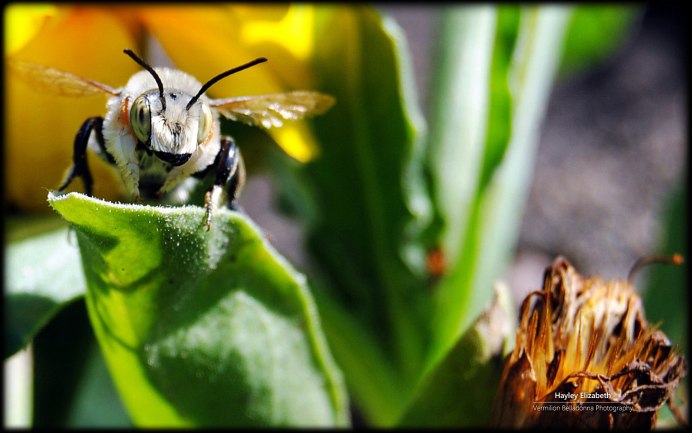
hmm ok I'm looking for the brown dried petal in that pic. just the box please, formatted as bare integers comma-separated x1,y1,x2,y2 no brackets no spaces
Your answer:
493,256,687,429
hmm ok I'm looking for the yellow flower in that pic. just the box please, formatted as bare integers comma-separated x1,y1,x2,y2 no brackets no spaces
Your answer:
6,6,138,210
6,4,324,211
493,256,687,429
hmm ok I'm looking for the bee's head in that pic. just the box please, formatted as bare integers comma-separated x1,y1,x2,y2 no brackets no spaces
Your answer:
124,49,201,166
123,49,266,167
129,89,214,166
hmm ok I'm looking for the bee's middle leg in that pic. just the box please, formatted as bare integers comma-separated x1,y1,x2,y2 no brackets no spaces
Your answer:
204,137,245,230
58,116,108,196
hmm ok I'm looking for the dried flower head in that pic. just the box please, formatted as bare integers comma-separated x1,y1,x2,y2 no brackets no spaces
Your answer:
493,256,687,429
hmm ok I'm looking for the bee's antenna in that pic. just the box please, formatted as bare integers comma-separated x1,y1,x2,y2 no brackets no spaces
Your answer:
123,49,166,110
186,57,268,110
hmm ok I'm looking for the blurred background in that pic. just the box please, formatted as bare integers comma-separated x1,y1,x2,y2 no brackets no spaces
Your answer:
370,4,687,303
239,2,686,341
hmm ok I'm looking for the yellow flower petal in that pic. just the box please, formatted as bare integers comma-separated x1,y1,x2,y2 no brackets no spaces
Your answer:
239,5,316,88
4,4,57,55
269,123,320,163
6,7,140,211
136,6,279,96
230,4,290,22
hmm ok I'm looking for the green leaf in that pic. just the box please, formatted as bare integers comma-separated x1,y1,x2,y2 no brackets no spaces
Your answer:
6,213,68,243
641,177,686,430
427,5,572,368
251,5,432,425
32,299,97,427
643,183,687,354
5,225,86,358
47,192,348,427
276,6,432,425
398,283,514,427
560,5,640,75
67,338,131,427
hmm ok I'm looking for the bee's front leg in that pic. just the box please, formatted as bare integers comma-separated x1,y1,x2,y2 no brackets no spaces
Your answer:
204,137,245,230
58,116,107,196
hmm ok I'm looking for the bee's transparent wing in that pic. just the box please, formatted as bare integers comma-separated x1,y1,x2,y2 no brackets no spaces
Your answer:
7,59,120,97
210,91,335,129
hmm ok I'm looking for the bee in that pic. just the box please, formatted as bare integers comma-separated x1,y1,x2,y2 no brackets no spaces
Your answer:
9,49,335,229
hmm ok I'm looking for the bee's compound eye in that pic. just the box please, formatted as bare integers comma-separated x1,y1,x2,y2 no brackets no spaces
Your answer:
197,103,213,144
130,95,151,143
